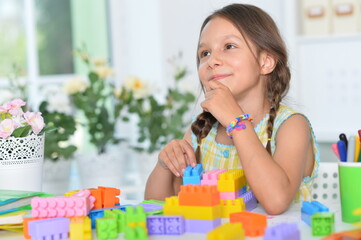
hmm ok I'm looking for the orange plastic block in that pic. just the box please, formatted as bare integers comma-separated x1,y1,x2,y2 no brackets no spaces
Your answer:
98,187,120,208
218,169,247,192
322,229,361,240
70,216,91,240
207,222,245,240
230,211,267,237
23,217,44,239
89,189,103,209
220,198,245,218
178,185,220,206
164,196,221,220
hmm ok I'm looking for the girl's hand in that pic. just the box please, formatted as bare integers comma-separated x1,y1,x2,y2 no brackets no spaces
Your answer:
201,80,243,127
158,139,197,177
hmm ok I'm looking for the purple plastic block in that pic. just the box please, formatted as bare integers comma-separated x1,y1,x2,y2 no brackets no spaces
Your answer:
140,203,164,212
29,217,70,240
147,215,184,235
184,218,221,233
240,190,257,211
264,222,300,240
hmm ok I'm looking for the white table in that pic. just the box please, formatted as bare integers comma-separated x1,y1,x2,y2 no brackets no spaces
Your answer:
0,202,356,240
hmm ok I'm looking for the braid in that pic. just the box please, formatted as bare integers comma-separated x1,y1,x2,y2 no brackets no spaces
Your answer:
191,112,217,163
265,62,290,154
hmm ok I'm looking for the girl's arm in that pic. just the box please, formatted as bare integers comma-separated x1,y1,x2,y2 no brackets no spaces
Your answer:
144,129,196,200
232,114,313,215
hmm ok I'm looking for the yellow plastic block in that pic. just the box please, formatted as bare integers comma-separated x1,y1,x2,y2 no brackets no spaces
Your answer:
218,169,247,192
70,216,92,240
221,198,245,218
164,196,221,220
207,222,245,240
64,190,79,197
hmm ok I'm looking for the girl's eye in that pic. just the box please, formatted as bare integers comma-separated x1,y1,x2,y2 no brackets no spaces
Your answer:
226,44,236,49
200,50,210,58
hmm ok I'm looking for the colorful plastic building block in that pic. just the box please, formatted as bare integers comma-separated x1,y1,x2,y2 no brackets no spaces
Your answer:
220,198,245,218
89,188,103,209
96,217,118,239
126,206,147,228
240,190,257,211
301,201,329,226
23,217,44,239
230,211,267,237
31,196,92,218
312,212,335,236
201,169,227,186
99,186,121,208
124,225,148,240
185,218,222,233
207,222,245,240
164,196,222,220
322,229,361,240
264,222,300,240
111,209,126,233
70,216,92,240
64,190,79,197
219,188,244,200
29,217,70,240
183,164,203,185
147,215,184,235
178,184,220,206
218,169,247,192
88,205,126,229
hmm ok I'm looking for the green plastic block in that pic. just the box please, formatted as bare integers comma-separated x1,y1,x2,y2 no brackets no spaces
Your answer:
96,217,118,239
142,199,165,205
124,225,148,240
312,212,335,236
113,208,126,233
126,205,146,224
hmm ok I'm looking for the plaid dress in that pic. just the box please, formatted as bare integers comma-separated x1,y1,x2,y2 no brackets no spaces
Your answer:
191,105,320,202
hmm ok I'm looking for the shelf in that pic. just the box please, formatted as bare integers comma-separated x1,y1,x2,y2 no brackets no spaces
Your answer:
297,33,361,44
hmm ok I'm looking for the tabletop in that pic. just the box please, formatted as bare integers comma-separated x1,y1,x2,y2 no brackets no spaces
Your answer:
0,201,356,240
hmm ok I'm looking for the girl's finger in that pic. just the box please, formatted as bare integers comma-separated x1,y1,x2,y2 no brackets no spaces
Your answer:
163,151,181,177
181,142,197,167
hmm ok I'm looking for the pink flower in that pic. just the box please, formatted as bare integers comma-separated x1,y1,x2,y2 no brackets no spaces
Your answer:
9,99,26,108
0,119,17,139
24,112,45,134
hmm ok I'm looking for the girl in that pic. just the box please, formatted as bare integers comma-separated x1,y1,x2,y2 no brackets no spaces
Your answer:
145,3,319,215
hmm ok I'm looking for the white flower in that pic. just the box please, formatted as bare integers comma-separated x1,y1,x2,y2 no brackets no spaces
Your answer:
0,89,16,104
124,76,151,99
92,57,107,67
94,66,114,79
47,92,72,115
64,77,89,95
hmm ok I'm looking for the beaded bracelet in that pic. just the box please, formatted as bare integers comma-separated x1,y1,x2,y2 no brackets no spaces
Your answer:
226,114,253,139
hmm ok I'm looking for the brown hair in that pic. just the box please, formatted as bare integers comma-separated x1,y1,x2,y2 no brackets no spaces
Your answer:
191,4,290,162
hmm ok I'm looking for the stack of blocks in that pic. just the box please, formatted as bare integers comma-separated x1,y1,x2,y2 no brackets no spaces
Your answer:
24,187,121,240
164,184,222,233
301,201,334,237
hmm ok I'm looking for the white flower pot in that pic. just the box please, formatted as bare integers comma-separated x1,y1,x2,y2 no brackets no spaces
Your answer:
0,134,45,191
42,158,72,195
77,148,124,189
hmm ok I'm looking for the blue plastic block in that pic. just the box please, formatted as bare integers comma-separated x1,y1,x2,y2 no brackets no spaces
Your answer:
301,201,329,226
183,164,203,185
147,215,184,235
264,222,300,240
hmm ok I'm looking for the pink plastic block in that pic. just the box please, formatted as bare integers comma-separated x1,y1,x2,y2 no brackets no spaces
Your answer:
220,189,243,200
73,189,96,210
29,217,70,240
201,169,227,186
31,196,92,218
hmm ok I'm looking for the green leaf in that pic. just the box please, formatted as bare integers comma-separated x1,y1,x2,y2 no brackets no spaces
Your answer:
11,125,32,137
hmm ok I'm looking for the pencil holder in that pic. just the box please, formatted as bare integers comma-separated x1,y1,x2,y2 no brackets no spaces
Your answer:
0,134,45,191
338,162,361,223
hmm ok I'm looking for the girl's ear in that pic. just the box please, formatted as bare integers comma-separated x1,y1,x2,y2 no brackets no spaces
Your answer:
259,52,276,75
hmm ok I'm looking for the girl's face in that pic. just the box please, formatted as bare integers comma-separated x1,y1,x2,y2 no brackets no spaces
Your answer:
197,17,265,100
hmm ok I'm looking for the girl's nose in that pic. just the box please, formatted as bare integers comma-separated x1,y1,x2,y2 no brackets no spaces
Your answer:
207,52,222,69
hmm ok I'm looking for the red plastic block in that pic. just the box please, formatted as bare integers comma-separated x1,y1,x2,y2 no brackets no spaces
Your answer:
230,211,267,237
98,187,120,208
178,185,220,206
31,196,92,218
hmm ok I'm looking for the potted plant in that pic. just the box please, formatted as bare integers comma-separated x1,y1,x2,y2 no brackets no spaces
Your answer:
64,47,131,188
0,99,49,191
38,85,77,194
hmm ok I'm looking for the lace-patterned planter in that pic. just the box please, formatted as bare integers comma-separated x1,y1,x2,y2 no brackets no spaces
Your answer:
0,134,45,191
